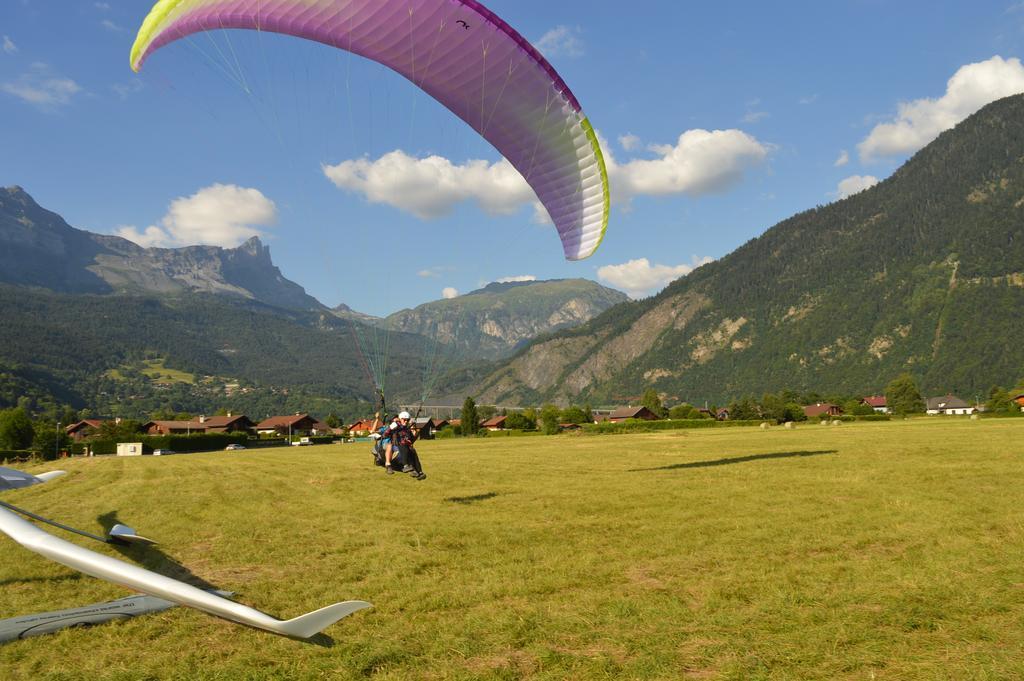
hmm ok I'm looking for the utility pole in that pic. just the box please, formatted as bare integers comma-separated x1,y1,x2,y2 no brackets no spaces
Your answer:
56,421,61,460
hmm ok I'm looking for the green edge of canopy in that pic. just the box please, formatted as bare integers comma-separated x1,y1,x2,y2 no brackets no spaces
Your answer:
579,116,610,260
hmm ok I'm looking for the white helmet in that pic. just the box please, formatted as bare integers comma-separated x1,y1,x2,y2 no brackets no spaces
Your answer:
398,411,411,420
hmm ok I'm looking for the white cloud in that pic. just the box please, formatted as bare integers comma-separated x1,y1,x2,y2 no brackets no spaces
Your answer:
2,36,17,55
535,26,584,59
597,256,714,298
834,150,849,167
742,111,769,124
1,63,81,108
323,151,535,220
116,184,277,248
836,175,879,199
442,287,459,299
619,133,641,151
323,129,770,224
606,129,771,205
799,94,819,105
111,79,144,100
95,2,111,9
496,275,536,283
858,56,1024,162
101,19,124,32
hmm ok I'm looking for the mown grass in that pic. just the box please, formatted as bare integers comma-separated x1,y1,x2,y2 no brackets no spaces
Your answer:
2,419,1024,680
106,359,196,384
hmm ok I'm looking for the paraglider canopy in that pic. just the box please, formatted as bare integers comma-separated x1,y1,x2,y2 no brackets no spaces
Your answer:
130,0,609,260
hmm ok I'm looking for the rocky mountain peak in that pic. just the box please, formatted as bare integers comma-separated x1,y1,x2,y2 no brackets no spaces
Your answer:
0,188,322,311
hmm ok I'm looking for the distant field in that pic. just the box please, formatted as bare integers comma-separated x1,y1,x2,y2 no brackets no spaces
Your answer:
106,358,196,384
2,419,1024,680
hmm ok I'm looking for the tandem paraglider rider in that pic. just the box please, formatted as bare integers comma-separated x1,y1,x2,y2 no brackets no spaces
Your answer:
389,412,426,480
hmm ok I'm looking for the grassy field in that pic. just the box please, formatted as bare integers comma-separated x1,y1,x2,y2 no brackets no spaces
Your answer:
2,419,1024,680
106,359,196,384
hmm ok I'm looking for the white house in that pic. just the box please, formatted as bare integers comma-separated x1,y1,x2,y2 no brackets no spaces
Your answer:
925,394,975,415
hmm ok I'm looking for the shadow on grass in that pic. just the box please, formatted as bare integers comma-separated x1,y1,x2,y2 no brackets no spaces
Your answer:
444,492,499,505
630,449,837,472
98,510,221,592
97,511,336,647
0,573,83,587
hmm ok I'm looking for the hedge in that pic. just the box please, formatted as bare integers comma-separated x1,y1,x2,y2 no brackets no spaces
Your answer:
78,433,248,455
582,418,763,435
473,429,543,438
815,414,892,423
0,450,33,463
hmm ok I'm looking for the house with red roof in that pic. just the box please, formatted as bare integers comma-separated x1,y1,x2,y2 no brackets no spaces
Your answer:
194,413,255,433
481,416,507,431
608,406,660,422
65,419,106,442
255,413,319,436
860,395,889,413
803,403,843,418
144,420,208,436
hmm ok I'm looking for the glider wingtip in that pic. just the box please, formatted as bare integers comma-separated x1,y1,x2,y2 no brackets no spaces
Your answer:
281,600,372,639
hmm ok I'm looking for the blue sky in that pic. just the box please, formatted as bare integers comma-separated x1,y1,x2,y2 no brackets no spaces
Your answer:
3,1,1024,316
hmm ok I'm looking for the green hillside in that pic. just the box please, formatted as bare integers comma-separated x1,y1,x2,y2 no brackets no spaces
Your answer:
0,286,444,420
475,94,1024,405
383,279,628,360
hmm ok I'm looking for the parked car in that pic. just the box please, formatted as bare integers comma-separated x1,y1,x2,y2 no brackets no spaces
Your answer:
224,444,246,451
291,437,313,446
152,449,175,456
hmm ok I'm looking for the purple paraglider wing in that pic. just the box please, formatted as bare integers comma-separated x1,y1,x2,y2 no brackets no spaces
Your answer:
131,0,609,260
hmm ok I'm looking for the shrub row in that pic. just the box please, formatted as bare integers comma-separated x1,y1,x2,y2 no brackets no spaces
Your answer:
75,432,248,455
814,414,892,422
582,418,764,435
473,429,543,438
0,450,33,462
434,428,542,439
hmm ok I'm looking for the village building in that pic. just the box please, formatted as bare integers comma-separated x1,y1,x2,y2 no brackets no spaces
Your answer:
255,414,319,437
860,395,889,413
925,395,975,415
194,414,255,434
608,406,660,422
481,416,507,431
347,419,377,437
695,408,730,420
1013,392,1024,411
143,420,208,436
803,403,843,418
412,417,438,439
65,419,106,442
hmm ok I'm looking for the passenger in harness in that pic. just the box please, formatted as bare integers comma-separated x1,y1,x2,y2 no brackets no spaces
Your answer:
388,411,426,480
370,412,395,473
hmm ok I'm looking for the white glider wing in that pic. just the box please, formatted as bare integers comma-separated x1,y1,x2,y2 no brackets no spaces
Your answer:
0,467,369,638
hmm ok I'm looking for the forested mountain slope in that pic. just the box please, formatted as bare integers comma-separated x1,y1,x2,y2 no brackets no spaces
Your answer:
383,279,628,360
475,94,1024,405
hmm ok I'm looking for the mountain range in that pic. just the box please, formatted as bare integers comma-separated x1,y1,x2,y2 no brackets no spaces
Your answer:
382,279,628,360
0,187,322,311
0,187,624,417
474,94,1024,406
5,94,1024,416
